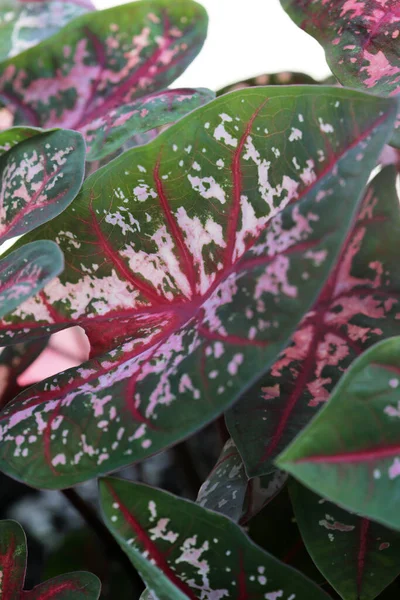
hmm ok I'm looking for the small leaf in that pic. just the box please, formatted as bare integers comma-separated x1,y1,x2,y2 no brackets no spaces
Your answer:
100,477,331,600
0,87,396,489
280,0,400,146
23,572,101,599
227,166,400,477
277,336,400,532
0,128,85,244
0,0,208,134
0,0,94,61
85,88,215,162
197,438,287,523
218,71,320,96
0,240,64,319
290,479,400,600
0,520,26,597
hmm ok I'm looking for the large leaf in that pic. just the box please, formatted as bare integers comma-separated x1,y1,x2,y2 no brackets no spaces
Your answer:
84,88,215,162
100,477,330,600
0,87,395,489
218,71,320,96
0,0,208,133
197,438,287,523
290,479,400,600
0,128,85,244
227,166,400,477
0,0,94,61
277,336,400,532
0,519,101,598
280,0,400,147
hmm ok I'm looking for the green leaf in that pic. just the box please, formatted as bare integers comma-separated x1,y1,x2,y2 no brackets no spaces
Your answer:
0,126,42,158
100,476,331,600
0,128,85,244
197,438,287,523
227,165,400,477
290,479,400,600
0,0,94,61
0,1,208,135
0,240,64,319
0,87,396,489
277,336,400,532
218,71,320,96
85,88,215,162
0,519,101,598
280,0,400,147
0,520,26,597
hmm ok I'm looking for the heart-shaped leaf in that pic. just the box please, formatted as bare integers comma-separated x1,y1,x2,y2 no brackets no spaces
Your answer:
84,88,215,162
280,0,400,147
227,165,400,477
0,128,85,244
197,438,287,523
0,0,94,61
100,477,331,600
0,87,395,489
290,479,400,600
0,0,208,133
218,71,320,96
0,519,101,598
277,336,400,532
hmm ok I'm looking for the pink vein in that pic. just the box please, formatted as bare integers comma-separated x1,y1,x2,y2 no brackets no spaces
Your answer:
293,444,400,464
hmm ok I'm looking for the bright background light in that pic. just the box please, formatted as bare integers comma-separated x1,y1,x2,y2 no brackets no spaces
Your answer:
94,0,331,90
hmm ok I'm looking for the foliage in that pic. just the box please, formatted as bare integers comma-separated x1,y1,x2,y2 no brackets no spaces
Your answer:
0,1,398,599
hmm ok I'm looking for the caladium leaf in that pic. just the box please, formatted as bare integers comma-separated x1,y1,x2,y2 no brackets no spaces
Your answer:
0,240,63,319
280,0,400,147
0,0,208,133
197,438,287,523
0,128,85,244
0,519,101,598
218,71,320,96
0,337,49,410
84,88,215,162
100,476,331,600
0,0,94,62
0,87,396,489
0,126,41,158
277,336,400,532
290,479,400,600
227,165,400,477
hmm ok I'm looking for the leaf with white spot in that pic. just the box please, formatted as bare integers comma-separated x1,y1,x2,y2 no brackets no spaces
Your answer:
85,88,215,162
0,0,94,61
0,126,41,158
0,128,85,244
100,477,331,600
227,166,400,477
197,438,287,523
0,0,208,160
290,479,400,600
0,519,101,598
0,87,396,489
280,0,400,147
277,336,400,532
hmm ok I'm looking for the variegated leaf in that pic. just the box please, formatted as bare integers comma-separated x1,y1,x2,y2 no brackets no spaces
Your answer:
290,479,400,600
0,337,49,410
218,71,320,96
100,477,331,600
0,0,94,61
280,0,400,146
277,336,400,532
0,128,85,244
0,87,395,489
0,240,63,319
85,88,215,162
0,519,101,598
197,438,287,523
0,0,208,134
227,166,400,477
0,125,41,158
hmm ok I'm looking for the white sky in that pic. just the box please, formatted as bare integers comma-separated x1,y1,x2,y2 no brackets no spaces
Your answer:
94,0,331,90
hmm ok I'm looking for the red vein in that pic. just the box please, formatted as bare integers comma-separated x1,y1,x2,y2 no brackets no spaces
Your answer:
293,444,400,464
0,536,20,597
105,483,198,600
225,99,269,267
154,154,196,295
357,518,370,598
198,325,269,348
